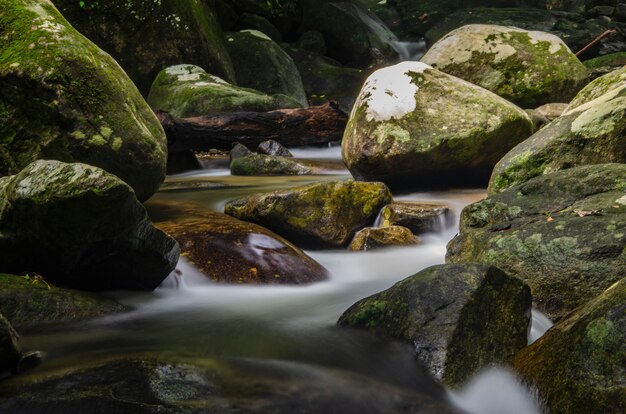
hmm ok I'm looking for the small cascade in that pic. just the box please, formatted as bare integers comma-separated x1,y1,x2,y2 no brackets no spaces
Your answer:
391,40,427,62
529,309,553,344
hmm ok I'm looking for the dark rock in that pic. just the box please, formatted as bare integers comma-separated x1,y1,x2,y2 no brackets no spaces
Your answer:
235,12,282,42
0,353,461,413
230,154,310,176
1,0,168,201
338,264,531,386
448,163,626,321
224,30,308,107
52,0,236,96
349,226,419,251
257,140,292,157
0,274,128,329
167,150,202,175
378,202,454,235
230,143,255,161
513,278,626,414
224,180,393,248
296,30,327,55
0,160,180,292
0,314,21,375
149,200,328,285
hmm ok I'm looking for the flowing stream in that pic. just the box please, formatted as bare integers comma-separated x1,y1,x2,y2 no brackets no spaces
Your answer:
20,147,547,413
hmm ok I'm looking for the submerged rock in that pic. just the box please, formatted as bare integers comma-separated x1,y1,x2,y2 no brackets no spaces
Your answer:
147,65,301,118
448,163,626,321
489,75,626,193
0,0,168,201
224,180,393,248
224,30,308,107
0,274,128,329
349,226,418,251
230,154,310,176
342,61,533,190
52,0,236,96
338,264,531,386
0,314,21,375
148,201,327,285
513,278,626,414
0,160,180,291
0,353,460,413
421,24,589,108
378,202,453,235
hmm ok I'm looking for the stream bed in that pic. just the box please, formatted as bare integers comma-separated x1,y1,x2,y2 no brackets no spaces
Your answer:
19,147,547,413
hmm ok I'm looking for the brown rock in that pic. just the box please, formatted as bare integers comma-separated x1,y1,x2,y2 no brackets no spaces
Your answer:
349,226,419,251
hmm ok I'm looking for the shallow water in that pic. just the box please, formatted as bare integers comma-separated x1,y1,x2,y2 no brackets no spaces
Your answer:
19,150,547,413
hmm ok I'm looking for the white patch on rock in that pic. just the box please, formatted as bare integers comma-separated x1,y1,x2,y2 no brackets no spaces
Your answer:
177,73,201,82
165,64,205,76
241,30,272,41
616,195,626,205
354,61,427,122
526,30,565,54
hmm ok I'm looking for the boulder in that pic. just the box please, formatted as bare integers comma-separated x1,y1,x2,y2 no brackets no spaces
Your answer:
51,0,236,96
567,65,626,110
0,274,128,329
230,143,255,161
149,201,327,285
424,7,626,59
0,160,180,291
584,52,626,80
285,47,367,113
235,12,282,42
166,150,202,175
299,1,399,67
378,202,454,235
230,154,310,176
448,163,626,321
257,140,292,157
533,103,569,121
349,226,419,251
147,65,301,118
342,61,533,190
338,264,531,386
489,77,626,193
513,278,626,414
0,314,21,375
1,0,168,201
421,24,589,108
224,30,308,107
224,180,393,248
0,353,460,413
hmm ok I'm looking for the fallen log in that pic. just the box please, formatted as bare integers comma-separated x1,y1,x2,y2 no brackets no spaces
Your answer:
156,102,348,152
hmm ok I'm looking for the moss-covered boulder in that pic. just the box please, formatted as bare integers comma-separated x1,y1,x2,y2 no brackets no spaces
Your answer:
0,314,21,375
0,274,128,329
0,0,168,201
147,65,301,118
230,154,310,176
448,163,626,321
378,202,453,235
349,226,418,251
488,80,626,193
285,47,367,113
299,1,399,67
584,51,626,70
513,278,626,414
0,160,180,291
567,65,626,110
224,30,308,107
421,24,588,108
148,200,327,285
338,264,531,386
52,0,236,96
0,352,460,413
224,180,393,248
342,61,533,190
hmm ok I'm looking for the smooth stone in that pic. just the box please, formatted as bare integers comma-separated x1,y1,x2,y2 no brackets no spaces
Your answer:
349,226,419,251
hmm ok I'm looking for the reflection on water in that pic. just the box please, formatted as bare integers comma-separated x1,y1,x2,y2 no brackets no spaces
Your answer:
18,150,546,413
